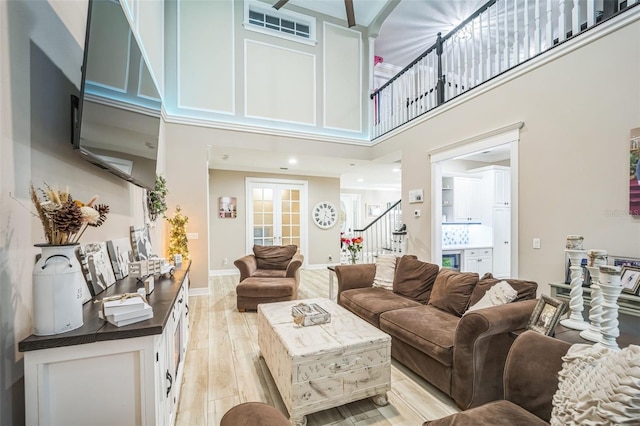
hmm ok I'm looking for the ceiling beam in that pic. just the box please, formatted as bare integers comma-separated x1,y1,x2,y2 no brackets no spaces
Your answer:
345,0,356,27
273,0,289,10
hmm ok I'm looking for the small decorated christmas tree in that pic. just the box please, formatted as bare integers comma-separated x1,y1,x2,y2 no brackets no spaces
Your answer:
167,206,189,263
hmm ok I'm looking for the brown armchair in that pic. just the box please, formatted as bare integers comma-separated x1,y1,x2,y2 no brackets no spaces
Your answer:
234,245,304,311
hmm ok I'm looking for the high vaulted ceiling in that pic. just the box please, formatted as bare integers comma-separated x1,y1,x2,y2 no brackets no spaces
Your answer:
229,0,492,190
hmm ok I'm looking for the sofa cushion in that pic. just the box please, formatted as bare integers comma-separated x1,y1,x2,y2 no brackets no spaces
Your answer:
428,269,479,316
424,400,549,426
550,343,640,425
236,277,296,298
252,269,287,278
380,305,458,366
372,254,397,290
339,287,422,327
253,245,297,270
392,255,440,304
469,273,538,306
464,280,517,315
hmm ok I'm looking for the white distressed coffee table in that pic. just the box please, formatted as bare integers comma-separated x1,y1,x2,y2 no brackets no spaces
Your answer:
258,298,391,426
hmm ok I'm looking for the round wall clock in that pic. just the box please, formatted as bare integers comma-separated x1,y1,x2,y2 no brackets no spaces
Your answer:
312,201,337,229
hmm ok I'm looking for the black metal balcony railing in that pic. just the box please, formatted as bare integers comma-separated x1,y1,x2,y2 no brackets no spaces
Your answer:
371,0,639,138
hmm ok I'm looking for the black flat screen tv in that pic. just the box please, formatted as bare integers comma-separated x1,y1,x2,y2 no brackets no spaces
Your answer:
73,0,161,190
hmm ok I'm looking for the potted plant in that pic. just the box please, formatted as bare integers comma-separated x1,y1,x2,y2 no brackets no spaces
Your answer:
147,175,168,222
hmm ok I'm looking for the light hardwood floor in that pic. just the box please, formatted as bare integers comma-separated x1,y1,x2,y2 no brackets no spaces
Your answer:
176,269,460,426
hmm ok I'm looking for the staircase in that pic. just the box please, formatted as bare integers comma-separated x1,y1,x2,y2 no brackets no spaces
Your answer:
352,200,405,264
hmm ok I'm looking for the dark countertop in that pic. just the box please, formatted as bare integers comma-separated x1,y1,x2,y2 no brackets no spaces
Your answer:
19,261,191,352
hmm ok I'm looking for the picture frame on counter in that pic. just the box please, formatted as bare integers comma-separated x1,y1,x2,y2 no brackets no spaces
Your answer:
611,255,640,268
527,295,566,336
621,266,640,295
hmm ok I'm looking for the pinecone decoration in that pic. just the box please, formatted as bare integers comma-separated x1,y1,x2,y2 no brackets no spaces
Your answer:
52,200,83,235
91,204,110,227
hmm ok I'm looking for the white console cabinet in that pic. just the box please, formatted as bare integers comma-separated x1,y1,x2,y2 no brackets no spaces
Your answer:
20,266,190,426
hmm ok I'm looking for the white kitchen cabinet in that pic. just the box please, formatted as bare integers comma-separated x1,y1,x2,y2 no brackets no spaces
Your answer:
452,177,483,222
493,169,511,207
492,207,511,278
21,267,191,426
463,248,493,276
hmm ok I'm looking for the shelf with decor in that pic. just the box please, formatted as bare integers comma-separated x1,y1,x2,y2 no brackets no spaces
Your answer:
550,282,640,317
20,261,191,426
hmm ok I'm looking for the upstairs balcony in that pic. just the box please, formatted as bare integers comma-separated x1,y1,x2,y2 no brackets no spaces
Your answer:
371,0,639,139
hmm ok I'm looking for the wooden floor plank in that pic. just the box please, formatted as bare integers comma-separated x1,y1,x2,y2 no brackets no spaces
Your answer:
176,269,460,425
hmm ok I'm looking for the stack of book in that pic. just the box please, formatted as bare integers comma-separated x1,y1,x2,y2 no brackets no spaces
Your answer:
99,294,153,327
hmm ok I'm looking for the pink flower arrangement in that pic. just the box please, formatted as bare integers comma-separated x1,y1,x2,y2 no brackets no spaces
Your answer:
341,233,363,264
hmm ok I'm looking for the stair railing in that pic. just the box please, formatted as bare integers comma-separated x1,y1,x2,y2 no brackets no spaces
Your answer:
371,0,639,139
352,200,403,264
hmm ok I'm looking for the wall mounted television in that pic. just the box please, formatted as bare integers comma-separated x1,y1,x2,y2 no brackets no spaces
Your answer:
72,0,161,190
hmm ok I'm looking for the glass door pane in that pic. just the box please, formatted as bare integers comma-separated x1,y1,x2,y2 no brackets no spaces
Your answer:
252,187,275,246
247,180,306,254
280,188,301,247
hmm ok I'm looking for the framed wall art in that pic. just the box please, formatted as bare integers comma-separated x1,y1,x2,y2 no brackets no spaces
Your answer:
219,196,237,218
630,130,640,215
366,204,381,218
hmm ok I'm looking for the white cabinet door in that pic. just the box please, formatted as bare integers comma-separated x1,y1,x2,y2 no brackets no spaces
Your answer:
494,170,511,207
463,249,493,275
492,207,511,278
453,177,483,222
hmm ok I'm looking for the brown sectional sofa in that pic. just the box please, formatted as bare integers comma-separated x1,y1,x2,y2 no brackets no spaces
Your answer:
335,256,538,410
425,330,571,425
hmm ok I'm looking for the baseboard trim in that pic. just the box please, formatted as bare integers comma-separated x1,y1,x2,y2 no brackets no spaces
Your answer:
209,269,240,276
189,288,209,296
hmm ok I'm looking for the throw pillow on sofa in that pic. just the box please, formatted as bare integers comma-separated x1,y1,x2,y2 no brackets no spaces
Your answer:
392,255,439,304
372,254,397,290
550,342,640,425
253,245,297,270
464,280,517,315
468,273,538,306
428,269,479,316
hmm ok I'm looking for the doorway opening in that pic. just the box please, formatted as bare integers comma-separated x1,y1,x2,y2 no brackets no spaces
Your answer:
431,124,521,278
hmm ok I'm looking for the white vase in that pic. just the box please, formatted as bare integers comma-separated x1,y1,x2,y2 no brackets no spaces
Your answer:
32,244,85,336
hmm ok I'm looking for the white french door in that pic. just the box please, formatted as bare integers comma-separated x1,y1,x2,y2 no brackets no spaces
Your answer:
246,178,308,255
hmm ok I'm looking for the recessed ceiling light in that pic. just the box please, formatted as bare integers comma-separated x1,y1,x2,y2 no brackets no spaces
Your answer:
392,168,401,172
357,178,364,183
288,158,297,165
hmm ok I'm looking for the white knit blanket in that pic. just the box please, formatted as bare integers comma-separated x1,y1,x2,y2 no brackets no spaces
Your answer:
550,343,640,425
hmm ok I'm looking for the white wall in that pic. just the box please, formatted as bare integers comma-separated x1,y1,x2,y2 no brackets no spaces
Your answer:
164,0,367,140
208,170,340,270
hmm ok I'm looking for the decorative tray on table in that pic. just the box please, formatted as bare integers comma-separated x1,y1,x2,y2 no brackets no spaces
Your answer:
291,303,331,326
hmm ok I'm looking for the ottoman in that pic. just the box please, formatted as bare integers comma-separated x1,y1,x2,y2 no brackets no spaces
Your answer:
220,402,289,426
236,276,297,311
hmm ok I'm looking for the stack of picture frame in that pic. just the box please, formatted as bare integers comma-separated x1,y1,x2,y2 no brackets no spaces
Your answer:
74,225,153,303
566,254,640,296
